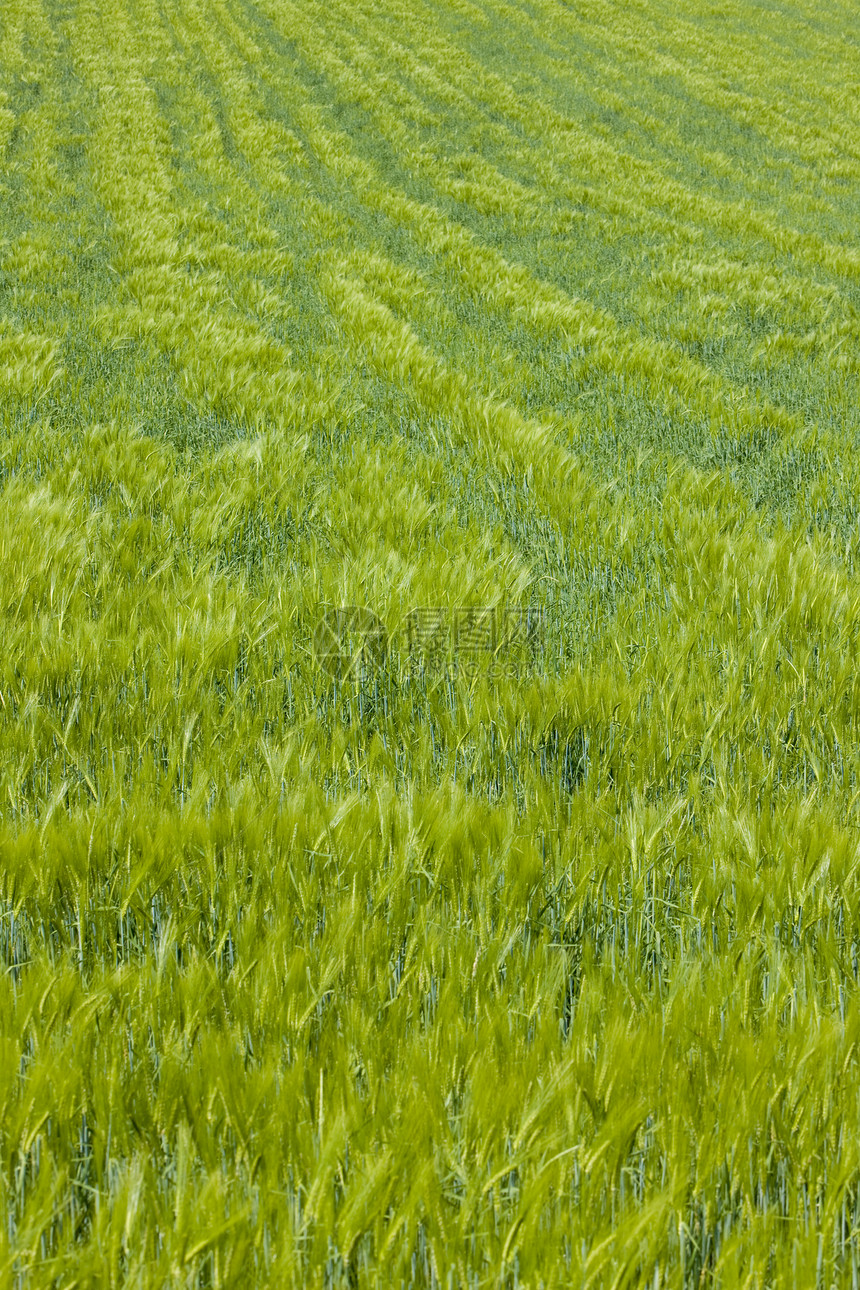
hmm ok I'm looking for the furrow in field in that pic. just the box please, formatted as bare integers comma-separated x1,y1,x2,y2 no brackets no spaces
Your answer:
285,103,803,445
158,3,619,484
389,0,858,231
513,0,860,191
326,0,860,285
608,0,860,168
172,1,566,476
236,0,833,411
236,0,856,387
331,0,860,359
232,0,860,529
0,12,14,156
69,0,330,443
0,0,82,406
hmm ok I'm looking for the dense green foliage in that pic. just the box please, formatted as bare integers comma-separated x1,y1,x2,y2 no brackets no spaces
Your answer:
2,0,860,1282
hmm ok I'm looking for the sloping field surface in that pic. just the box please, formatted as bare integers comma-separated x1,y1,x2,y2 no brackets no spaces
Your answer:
2,0,860,1282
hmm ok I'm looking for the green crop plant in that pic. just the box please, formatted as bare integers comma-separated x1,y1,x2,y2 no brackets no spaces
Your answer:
2,0,860,1283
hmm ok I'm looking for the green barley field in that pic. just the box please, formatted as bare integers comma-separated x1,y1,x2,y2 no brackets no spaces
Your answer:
2,0,860,1283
